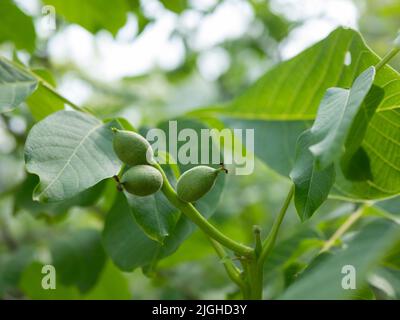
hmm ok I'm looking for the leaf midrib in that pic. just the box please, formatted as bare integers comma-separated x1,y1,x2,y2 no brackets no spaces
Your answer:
36,122,102,199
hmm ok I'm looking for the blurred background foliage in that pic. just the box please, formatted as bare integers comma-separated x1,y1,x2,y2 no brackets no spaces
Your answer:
0,0,400,299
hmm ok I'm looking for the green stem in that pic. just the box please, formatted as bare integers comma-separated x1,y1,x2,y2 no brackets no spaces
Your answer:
240,260,251,299
208,238,246,291
242,258,263,300
258,184,294,269
320,203,369,253
154,163,254,257
375,47,400,72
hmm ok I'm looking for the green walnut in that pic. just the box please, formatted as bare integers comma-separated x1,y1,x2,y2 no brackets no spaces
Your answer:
112,128,154,166
176,165,226,203
121,165,163,196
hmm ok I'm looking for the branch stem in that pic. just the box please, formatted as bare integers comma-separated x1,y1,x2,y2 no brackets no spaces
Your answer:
208,238,245,290
320,204,369,253
375,47,400,72
258,184,294,268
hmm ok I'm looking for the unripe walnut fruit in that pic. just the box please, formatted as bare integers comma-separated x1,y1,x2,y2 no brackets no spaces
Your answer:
121,165,163,196
112,128,154,166
176,165,225,203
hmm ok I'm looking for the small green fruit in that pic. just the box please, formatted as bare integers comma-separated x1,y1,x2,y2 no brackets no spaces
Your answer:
176,165,225,202
112,128,153,166
121,165,163,196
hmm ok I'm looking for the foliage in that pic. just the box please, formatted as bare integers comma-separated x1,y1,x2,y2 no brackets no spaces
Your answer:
0,0,400,300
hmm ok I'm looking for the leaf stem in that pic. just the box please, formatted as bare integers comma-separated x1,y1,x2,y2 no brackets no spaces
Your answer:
320,203,369,253
375,47,400,72
208,238,246,290
258,184,294,268
154,163,254,257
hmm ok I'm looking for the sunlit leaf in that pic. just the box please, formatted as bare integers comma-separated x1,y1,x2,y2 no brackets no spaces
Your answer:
0,0,36,52
194,27,400,200
44,0,129,35
26,69,64,121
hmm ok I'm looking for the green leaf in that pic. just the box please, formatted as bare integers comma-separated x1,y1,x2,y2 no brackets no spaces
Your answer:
125,186,180,244
15,174,106,219
309,67,376,170
290,68,378,219
44,0,129,36
223,118,310,177
26,69,65,121
103,193,162,271
290,130,335,220
19,262,81,299
280,220,400,299
195,27,400,200
0,0,36,52
51,229,106,293
25,110,121,202
340,85,384,180
0,57,38,113
159,0,187,14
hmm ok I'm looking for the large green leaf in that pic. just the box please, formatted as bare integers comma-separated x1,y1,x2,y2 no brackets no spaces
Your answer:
0,57,38,113
51,229,106,293
25,111,121,202
290,130,335,220
44,0,129,35
0,0,36,52
195,27,400,200
280,220,400,299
